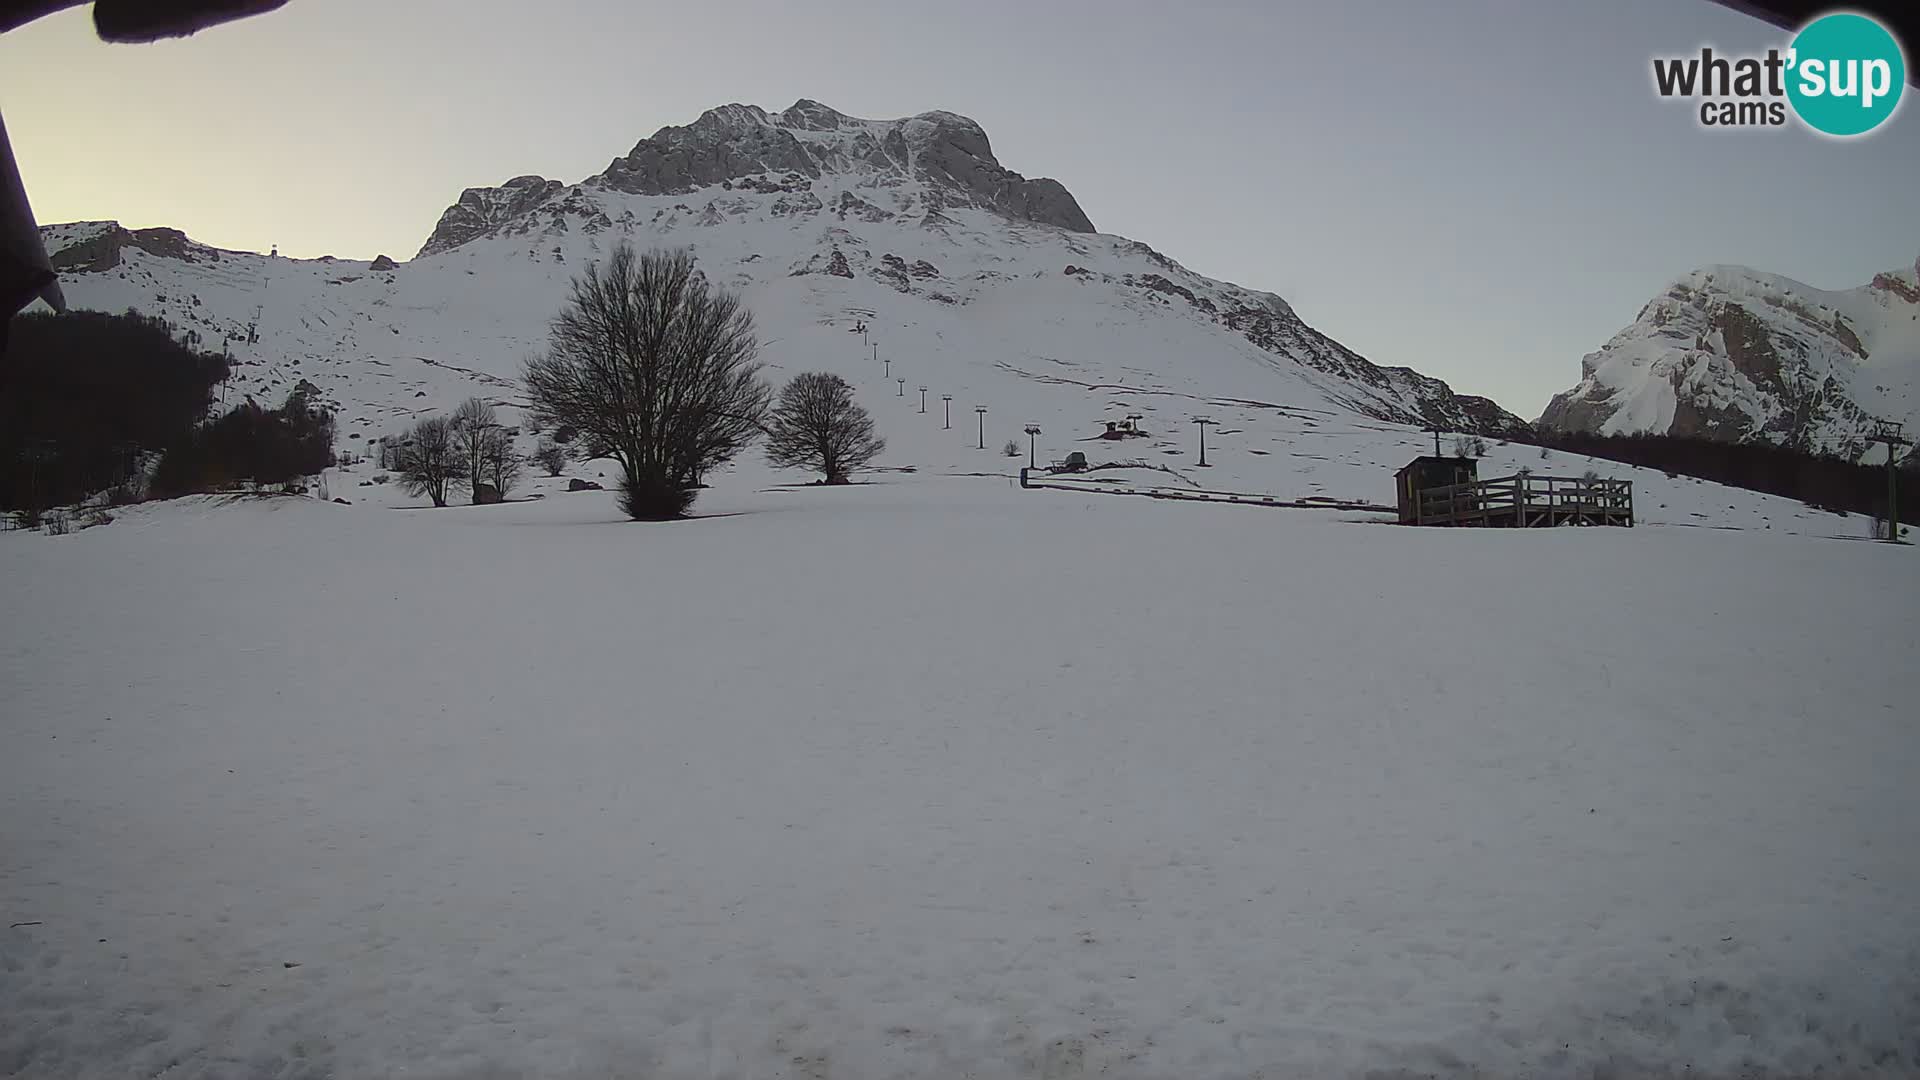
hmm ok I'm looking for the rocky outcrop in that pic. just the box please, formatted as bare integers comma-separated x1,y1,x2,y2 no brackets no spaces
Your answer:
416,175,564,258
416,101,1096,257
48,226,208,272
1539,260,1920,459
590,100,1093,232
1453,395,1536,439
370,254,396,272
789,246,857,279
834,191,894,223
596,105,821,197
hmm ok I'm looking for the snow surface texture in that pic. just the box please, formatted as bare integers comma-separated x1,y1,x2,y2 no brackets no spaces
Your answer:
3,480,1919,1080
1539,260,1920,460
8,100,1917,1077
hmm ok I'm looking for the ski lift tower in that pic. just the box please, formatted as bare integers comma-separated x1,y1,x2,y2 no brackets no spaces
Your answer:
1865,420,1912,543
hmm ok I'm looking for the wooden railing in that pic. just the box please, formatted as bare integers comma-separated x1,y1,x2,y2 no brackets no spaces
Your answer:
1021,470,1393,513
1416,473,1633,528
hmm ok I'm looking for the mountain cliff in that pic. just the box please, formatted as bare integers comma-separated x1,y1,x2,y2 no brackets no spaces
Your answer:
1539,259,1920,459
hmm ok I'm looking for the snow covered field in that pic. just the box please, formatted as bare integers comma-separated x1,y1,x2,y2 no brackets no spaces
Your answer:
3,477,1917,1079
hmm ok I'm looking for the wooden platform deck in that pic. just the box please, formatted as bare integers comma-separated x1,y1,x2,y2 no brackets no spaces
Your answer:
1415,473,1633,528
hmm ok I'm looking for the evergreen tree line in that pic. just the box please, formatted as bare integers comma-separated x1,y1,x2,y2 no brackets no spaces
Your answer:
148,382,337,499
2,309,335,513
1519,429,1918,522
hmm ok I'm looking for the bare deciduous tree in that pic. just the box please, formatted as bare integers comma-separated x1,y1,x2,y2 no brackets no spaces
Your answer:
480,426,522,498
523,244,770,519
1450,434,1488,458
532,436,569,477
396,416,462,507
764,372,884,484
449,397,497,504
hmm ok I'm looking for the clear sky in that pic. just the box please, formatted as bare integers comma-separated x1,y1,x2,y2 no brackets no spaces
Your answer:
2,0,1912,417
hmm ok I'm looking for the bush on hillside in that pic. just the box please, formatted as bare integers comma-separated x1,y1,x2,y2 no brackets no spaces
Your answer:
149,384,336,498
533,437,569,476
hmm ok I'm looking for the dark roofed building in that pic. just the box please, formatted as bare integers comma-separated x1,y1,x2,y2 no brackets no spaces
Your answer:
1394,456,1477,525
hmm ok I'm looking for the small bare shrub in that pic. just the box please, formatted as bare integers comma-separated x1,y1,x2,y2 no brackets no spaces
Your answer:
533,437,569,477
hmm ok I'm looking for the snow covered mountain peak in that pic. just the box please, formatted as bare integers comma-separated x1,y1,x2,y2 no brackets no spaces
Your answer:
1540,259,1920,459
417,99,1093,259
591,99,1092,233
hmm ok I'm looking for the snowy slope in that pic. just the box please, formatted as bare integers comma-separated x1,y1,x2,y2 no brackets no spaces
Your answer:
1539,259,1920,460
3,481,1917,1079
34,220,1881,539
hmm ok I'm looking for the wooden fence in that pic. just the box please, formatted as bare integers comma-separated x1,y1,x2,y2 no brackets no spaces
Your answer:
1416,473,1633,527
1020,470,1392,513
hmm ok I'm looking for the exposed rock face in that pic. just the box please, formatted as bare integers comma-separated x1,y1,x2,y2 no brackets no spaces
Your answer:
789,246,856,279
412,100,1090,255
1081,258,1530,435
834,191,893,223
596,105,820,197
49,226,208,272
1539,261,1920,459
417,175,565,257
1453,395,1535,439
370,254,396,272
584,100,1093,234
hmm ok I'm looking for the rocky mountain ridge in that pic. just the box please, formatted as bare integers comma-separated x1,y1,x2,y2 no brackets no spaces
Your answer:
418,100,1093,258
1539,258,1920,460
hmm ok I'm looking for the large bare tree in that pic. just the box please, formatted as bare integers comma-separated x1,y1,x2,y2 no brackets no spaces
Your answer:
522,244,769,519
478,425,522,498
449,396,497,504
765,372,885,484
395,415,462,507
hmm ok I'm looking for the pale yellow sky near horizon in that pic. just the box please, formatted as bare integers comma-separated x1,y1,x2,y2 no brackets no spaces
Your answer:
3,0,1913,416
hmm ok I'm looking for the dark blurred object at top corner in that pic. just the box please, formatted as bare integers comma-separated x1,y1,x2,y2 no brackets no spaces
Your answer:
1,0,289,41
2,0,288,359
1709,1,1916,85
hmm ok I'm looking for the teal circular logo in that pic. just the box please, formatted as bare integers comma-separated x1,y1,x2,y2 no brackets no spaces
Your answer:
1787,13,1905,136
